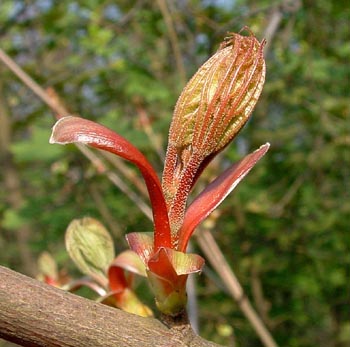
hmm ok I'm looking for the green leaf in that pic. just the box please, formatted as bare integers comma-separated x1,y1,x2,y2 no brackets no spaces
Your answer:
65,217,115,288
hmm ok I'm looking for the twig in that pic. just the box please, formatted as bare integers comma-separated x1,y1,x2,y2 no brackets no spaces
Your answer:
0,48,69,117
269,175,304,217
196,229,279,347
105,169,153,220
251,266,275,329
263,0,302,55
77,143,153,219
88,184,124,241
136,103,166,162
156,0,186,84
262,5,283,55
100,151,149,197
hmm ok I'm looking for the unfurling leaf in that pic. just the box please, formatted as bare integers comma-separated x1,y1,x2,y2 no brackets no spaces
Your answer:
65,217,115,287
178,143,270,251
162,31,266,233
109,250,147,279
107,251,152,317
50,116,172,250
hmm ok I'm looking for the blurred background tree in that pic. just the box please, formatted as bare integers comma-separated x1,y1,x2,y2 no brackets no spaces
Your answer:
0,1,349,346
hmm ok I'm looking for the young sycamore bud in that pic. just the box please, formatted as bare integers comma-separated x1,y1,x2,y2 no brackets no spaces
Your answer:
163,31,266,233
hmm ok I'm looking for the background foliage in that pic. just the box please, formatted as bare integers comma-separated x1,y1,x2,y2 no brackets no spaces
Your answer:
0,1,349,346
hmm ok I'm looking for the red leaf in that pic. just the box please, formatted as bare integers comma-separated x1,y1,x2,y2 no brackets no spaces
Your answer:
147,247,204,302
178,143,270,251
108,266,128,293
108,250,147,293
50,116,171,249
148,247,204,278
125,232,154,265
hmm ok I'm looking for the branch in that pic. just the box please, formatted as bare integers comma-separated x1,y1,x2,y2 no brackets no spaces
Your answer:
0,266,221,347
196,229,278,347
156,0,187,84
0,49,69,117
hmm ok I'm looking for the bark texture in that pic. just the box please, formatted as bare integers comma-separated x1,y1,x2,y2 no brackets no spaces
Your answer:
0,266,222,347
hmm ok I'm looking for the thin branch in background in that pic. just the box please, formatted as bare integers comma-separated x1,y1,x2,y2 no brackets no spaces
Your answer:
0,48,69,117
196,228,278,347
263,0,302,55
156,0,187,85
117,0,145,27
105,169,153,221
251,265,276,330
135,103,166,162
186,254,199,334
262,4,284,55
88,183,124,242
80,143,153,221
100,151,149,198
0,47,278,347
188,1,280,38
269,175,304,217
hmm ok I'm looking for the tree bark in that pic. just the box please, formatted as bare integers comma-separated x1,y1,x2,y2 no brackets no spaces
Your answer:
0,266,222,347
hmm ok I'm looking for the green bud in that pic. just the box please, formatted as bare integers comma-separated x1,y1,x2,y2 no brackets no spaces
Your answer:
65,217,115,288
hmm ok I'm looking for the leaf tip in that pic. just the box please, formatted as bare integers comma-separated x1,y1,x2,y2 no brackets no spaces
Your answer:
258,142,270,154
49,116,74,145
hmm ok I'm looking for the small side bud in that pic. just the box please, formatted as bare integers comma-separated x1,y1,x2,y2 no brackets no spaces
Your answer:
65,217,115,288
